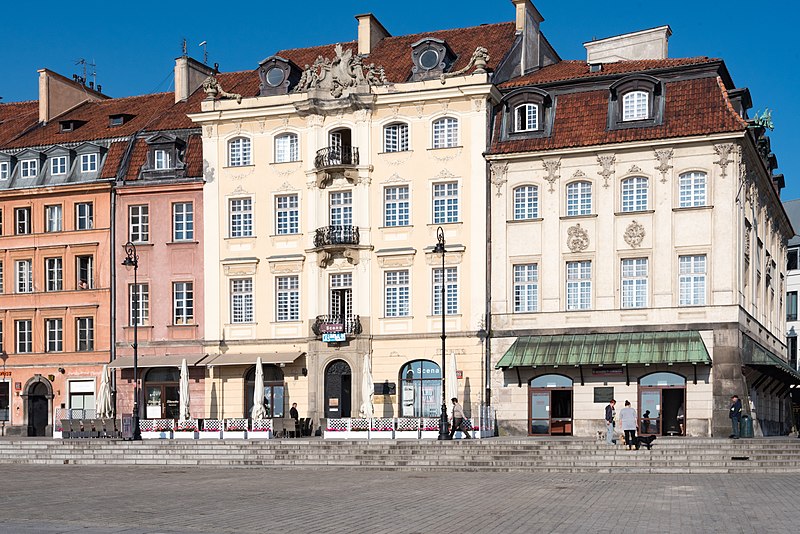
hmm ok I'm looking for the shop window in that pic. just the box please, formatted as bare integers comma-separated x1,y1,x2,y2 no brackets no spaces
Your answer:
399,360,442,418
245,365,285,418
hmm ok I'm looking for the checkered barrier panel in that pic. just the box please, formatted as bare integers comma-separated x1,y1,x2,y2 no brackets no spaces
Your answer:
225,418,248,431
396,418,420,431
350,418,369,432
176,419,198,432
326,418,348,431
201,419,222,431
371,418,393,431
251,419,273,431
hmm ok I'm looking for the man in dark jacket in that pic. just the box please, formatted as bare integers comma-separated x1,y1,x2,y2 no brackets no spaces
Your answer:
605,399,616,445
729,395,742,439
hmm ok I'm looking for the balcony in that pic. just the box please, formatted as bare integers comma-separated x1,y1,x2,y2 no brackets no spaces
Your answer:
312,314,363,337
314,225,360,248
314,145,359,171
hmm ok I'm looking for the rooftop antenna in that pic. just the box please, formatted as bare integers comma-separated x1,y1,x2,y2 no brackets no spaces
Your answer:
74,58,97,88
182,38,187,57
199,41,208,65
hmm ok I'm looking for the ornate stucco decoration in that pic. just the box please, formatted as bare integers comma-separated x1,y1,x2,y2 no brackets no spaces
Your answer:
440,47,489,83
318,249,360,268
316,169,361,190
714,143,735,179
204,125,215,138
414,101,425,118
230,185,250,196
306,115,325,128
653,148,673,183
567,224,589,253
472,98,485,113
597,154,615,188
489,162,508,197
354,109,372,123
382,173,409,184
276,181,298,193
230,168,255,182
382,151,413,167
572,169,586,180
543,158,561,192
624,220,645,249
202,65,242,104
430,147,462,162
627,165,643,175
744,226,751,261
294,44,387,97
202,160,215,183
271,162,302,178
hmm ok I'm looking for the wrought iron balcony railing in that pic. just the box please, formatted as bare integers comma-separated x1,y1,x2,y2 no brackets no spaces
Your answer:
312,314,363,336
314,145,359,170
314,225,359,248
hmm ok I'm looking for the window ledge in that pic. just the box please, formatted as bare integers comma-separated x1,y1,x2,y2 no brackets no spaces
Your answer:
122,325,155,330
269,233,303,238
507,218,543,224
225,322,258,327
380,315,414,320
270,160,302,166
271,320,303,325
427,146,463,151
127,242,154,248
224,236,256,241
672,205,714,212
223,164,255,170
425,314,462,319
426,222,463,227
167,324,198,328
559,214,598,220
614,210,655,216
378,225,414,230
377,150,413,156
166,240,199,246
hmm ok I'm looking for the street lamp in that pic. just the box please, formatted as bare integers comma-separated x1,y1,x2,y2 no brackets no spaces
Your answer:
121,241,141,440
433,227,450,440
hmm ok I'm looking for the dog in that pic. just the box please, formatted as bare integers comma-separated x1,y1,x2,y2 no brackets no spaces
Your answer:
633,435,657,450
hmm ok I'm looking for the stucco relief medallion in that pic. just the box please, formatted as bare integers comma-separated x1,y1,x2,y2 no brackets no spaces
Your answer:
430,147,462,162
202,160,216,183
714,143,735,179
597,154,615,188
542,158,561,192
489,162,508,197
654,148,673,183
624,220,645,249
567,224,589,253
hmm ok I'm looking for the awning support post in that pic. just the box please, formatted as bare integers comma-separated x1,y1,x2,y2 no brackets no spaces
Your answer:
693,363,697,385
625,366,630,386
578,365,584,386
516,367,522,388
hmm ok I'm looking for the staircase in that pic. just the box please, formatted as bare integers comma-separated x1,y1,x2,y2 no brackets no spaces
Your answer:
2,438,800,473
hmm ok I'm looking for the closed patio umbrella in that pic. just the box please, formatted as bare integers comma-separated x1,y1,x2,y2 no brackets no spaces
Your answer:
179,358,191,421
446,352,458,418
96,364,113,419
360,353,374,418
251,357,267,420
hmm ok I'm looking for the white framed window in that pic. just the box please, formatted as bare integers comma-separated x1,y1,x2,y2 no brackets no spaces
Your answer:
21,159,38,178
129,283,150,326
76,255,93,289
433,181,458,224
128,205,149,242
513,185,539,220
566,260,592,310
76,317,94,352
679,171,707,208
275,195,299,235
621,258,648,308
432,117,458,148
276,276,300,322
46,318,63,353
385,270,410,317
621,177,649,212
0,162,8,180
514,103,539,132
231,278,254,323
329,191,353,227
80,153,98,173
45,257,63,292
514,264,538,312
16,259,32,293
566,181,592,216
75,202,93,230
274,133,299,163
16,319,32,353
51,156,67,175
384,123,409,152
229,198,253,238
384,185,410,227
154,149,171,170
45,205,62,232
432,267,458,316
679,254,706,306
228,137,252,167
15,207,31,235
173,282,194,325
622,90,649,121
68,380,95,410
172,202,194,241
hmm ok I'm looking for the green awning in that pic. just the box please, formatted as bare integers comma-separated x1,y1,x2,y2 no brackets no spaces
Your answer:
742,335,800,383
496,331,711,369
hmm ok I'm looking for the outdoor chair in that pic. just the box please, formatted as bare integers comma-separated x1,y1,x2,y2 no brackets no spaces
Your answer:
282,417,298,438
71,419,85,438
60,419,72,439
102,418,117,438
272,418,284,438
299,418,309,436
86,419,100,438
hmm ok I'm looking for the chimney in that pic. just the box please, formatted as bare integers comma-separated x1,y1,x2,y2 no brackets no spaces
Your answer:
511,0,545,74
355,13,390,55
38,69,108,124
175,56,213,103
584,26,672,64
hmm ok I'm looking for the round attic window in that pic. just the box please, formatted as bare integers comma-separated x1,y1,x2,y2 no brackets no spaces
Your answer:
419,49,441,70
266,67,285,87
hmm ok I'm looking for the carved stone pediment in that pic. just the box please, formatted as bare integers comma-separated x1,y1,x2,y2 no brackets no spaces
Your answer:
294,44,387,98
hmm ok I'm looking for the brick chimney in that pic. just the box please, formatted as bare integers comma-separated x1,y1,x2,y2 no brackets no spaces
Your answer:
175,56,213,103
355,13,390,55
38,69,108,124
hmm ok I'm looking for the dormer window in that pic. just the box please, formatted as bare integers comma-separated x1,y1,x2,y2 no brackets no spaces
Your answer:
109,114,134,127
622,90,648,121
410,38,456,82
51,156,67,175
0,161,9,180
59,120,86,133
609,75,663,130
514,103,539,132
21,159,38,178
140,134,186,179
502,88,553,139
80,153,98,173
258,56,300,96
154,149,171,170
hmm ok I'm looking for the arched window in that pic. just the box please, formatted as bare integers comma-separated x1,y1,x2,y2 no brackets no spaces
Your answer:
678,171,707,208
228,137,252,167
274,133,299,163
621,176,649,212
514,103,539,132
566,181,592,216
639,372,686,387
530,374,573,388
432,117,458,149
513,185,539,220
245,364,285,418
622,90,649,121
399,360,442,418
144,367,180,419
383,123,409,152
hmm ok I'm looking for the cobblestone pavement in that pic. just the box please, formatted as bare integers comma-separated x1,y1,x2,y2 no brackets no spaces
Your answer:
0,465,798,533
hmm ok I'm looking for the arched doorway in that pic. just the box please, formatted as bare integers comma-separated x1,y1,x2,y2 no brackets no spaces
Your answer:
528,374,573,436
399,360,442,418
144,368,180,419
245,365,285,418
639,372,686,436
325,360,352,418
27,382,50,436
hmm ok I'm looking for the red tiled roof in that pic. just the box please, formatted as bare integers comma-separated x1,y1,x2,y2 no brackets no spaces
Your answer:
124,139,147,181
185,134,203,177
100,141,128,179
0,100,39,147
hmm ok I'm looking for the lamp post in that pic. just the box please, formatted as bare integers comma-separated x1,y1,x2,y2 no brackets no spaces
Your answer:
121,241,141,440
433,227,450,440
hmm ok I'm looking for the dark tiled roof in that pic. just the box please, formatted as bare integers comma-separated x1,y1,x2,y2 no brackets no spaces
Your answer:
0,100,39,147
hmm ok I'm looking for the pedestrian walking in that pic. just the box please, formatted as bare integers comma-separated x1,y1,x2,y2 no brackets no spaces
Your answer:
619,400,638,450
604,399,616,445
448,398,471,439
729,395,742,439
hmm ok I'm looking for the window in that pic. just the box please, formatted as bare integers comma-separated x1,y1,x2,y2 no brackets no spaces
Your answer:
276,276,300,321
0,378,8,422
15,207,31,235
128,205,149,242
433,182,458,224
329,191,353,227
512,264,539,312
399,360,442,417
77,255,93,289
788,291,798,322
231,278,254,323
0,162,8,180
384,123,409,152
274,133,299,163
566,261,592,310
622,91,649,121
621,177,648,212
229,198,253,238
385,270,410,317
15,259,32,293
154,149,171,170
76,317,94,351
51,156,67,175
621,258,648,308
45,258,63,291
432,117,458,148
432,267,458,315
566,181,592,216
46,318,63,352
275,195,299,235
513,185,539,220
789,336,798,371
0,262,3,293
45,205,62,232
514,103,539,132
15,320,32,353
384,186,410,227
21,159,38,178
228,137,252,166
68,380,95,410
679,172,707,208
172,202,194,241
679,255,706,306
80,153,98,173
173,282,194,325
76,202,93,230
129,283,150,326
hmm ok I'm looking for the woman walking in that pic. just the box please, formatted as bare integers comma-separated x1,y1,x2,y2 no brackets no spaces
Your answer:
619,400,638,450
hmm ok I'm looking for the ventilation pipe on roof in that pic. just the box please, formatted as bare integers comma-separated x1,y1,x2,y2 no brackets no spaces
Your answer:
175,56,213,103
355,13,390,55
584,26,672,64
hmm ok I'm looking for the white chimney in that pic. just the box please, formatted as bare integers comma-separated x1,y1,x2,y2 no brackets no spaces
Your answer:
584,26,672,64
175,56,213,103
355,13,390,55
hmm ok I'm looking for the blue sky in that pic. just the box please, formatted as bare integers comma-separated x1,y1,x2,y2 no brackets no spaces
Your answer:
3,0,797,199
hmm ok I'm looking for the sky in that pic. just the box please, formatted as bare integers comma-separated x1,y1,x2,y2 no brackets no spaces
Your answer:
3,0,798,199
